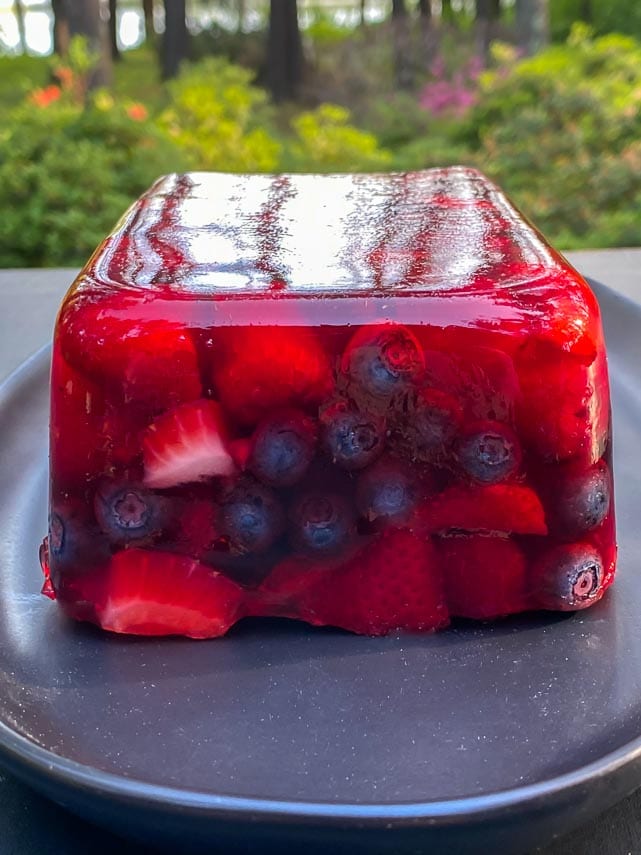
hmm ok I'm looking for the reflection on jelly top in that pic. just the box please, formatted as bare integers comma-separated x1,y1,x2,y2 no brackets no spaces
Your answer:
91,168,565,297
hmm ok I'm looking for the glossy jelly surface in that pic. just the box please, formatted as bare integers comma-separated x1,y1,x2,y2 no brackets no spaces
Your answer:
40,168,616,638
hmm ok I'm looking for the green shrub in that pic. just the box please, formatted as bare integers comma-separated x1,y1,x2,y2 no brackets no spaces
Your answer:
158,57,282,172
359,91,433,150
285,103,391,172
391,131,475,172
0,54,49,108
304,11,354,46
459,28,641,247
157,56,391,174
111,47,166,111
0,96,186,267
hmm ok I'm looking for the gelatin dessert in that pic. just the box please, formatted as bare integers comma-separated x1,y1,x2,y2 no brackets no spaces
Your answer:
40,168,616,638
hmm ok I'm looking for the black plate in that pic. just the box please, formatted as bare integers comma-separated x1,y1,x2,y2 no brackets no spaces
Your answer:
0,280,640,855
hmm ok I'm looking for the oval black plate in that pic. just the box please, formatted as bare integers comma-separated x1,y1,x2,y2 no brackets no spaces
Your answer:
0,281,640,855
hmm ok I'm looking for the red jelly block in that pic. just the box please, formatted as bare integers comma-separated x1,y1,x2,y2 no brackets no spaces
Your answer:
41,168,617,637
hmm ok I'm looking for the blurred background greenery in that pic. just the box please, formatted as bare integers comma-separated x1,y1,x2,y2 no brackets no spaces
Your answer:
0,0,639,267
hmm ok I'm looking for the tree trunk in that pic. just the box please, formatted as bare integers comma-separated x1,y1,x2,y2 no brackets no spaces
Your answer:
51,0,70,55
579,0,591,21
108,0,120,61
515,0,549,56
13,0,26,53
360,0,367,27
475,0,492,66
237,0,246,34
142,0,154,40
418,0,436,67
161,0,189,80
391,0,413,89
267,0,303,102
66,0,112,87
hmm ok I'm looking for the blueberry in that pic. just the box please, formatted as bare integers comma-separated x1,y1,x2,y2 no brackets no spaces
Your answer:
49,511,66,557
218,478,285,555
456,421,521,484
249,410,317,487
533,543,604,611
94,481,167,545
345,325,424,399
552,461,611,537
321,400,385,471
290,492,355,555
46,501,110,584
207,540,285,586
356,457,418,525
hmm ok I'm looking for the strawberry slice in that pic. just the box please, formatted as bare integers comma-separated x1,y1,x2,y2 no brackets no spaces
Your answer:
294,530,449,636
59,296,202,413
143,399,235,489
97,549,245,638
210,326,333,427
419,484,547,536
437,535,528,619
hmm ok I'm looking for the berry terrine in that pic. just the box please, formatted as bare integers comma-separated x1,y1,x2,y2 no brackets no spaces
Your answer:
40,168,616,638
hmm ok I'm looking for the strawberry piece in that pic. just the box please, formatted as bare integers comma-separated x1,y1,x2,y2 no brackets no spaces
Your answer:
516,351,606,463
437,535,527,619
257,543,364,605
229,437,252,470
514,309,610,463
143,399,235,489
210,326,333,427
251,556,332,617
423,344,521,424
101,405,146,473
50,348,147,488
50,348,107,487
519,285,601,365
420,484,547,535
295,530,449,636
175,498,219,559
97,549,245,638
59,296,202,413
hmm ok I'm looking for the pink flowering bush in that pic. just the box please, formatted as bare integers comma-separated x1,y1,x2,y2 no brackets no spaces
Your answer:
419,54,483,117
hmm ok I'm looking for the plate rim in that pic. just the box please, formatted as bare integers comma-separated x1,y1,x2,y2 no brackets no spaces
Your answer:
1,280,640,828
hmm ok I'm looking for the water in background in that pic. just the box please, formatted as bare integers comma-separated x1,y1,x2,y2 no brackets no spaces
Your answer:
0,0,393,56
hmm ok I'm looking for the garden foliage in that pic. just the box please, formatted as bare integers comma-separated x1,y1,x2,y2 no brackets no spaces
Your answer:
1,27,641,266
